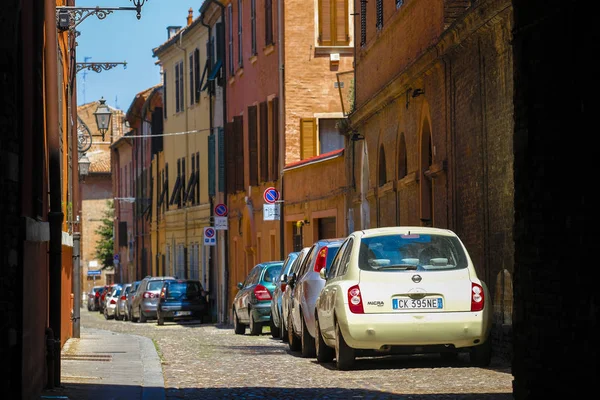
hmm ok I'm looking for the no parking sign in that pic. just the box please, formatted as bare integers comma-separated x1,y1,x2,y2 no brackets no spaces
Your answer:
203,227,216,246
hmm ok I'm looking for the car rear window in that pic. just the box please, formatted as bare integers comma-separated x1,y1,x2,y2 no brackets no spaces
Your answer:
148,280,165,291
166,281,202,299
263,265,283,283
358,234,468,272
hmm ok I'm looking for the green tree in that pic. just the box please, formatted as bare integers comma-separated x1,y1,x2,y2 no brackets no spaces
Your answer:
94,200,115,269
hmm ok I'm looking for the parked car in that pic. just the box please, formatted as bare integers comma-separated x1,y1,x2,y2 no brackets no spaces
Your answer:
314,227,493,370
125,280,141,321
156,279,208,326
130,276,176,323
93,286,106,312
87,286,103,311
103,284,122,320
98,284,115,314
269,251,300,339
280,247,310,343
115,283,132,321
288,238,344,356
232,261,283,335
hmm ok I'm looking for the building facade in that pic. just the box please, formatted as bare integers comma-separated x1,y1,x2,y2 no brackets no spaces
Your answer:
349,0,514,358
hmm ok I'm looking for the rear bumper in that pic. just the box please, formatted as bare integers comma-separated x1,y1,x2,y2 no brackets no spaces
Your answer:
251,302,272,323
336,309,492,350
158,304,206,319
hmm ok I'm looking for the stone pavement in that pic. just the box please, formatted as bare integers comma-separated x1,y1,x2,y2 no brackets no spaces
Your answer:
40,324,165,400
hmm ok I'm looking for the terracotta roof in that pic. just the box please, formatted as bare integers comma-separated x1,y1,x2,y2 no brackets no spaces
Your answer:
126,84,162,123
284,149,345,171
87,149,111,174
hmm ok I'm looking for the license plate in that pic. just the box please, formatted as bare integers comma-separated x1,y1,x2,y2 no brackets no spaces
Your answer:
174,311,192,316
392,297,443,310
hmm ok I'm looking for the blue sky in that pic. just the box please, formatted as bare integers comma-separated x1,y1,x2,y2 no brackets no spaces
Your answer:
75,0,203,109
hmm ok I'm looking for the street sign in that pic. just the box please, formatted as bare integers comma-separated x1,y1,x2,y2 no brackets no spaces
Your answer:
214,216,228,230
113,254,120,262
87,269,101,276
203,227,217,246
263,187,280,204
214,203,228,216
263,203,281,221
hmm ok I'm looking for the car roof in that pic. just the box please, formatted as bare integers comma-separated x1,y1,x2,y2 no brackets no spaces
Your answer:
357,226,456,238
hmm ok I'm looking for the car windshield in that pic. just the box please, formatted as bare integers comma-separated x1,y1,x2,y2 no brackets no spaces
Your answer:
358,233,468,271
263,264,283,283
167,281,202,299
148,280,165,291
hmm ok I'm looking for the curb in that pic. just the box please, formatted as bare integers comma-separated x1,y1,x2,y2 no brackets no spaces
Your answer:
137,334,166,400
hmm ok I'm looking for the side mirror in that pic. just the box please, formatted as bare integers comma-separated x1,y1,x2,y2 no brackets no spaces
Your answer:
237,282,243,289
281,274,288,283
288,272,297,286
319,268,327,280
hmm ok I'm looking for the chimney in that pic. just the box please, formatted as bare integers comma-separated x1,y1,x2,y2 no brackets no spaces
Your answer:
187,8,193,26
167,26,181,40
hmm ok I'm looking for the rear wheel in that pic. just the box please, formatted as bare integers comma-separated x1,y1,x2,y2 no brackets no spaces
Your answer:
301,314,316,358
139,307,147,323
335,321,355,370
131,307,138,323
315,317,334,363
470,336,492,367
287,312,301,351
270,318,280,339
233,309,246,335
249,311,262,336
280,314,289,343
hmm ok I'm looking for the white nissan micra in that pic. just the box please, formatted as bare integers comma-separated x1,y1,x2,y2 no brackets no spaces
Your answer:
314,226,492,370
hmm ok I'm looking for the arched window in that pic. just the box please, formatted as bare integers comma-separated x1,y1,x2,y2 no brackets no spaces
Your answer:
378,145,387,186
420,119,433,226
397,132,407,180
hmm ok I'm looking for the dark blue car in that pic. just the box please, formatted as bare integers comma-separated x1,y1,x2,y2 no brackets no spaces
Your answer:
156,279,208,326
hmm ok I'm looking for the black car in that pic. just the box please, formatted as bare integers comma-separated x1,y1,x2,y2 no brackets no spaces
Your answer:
156,279,208,326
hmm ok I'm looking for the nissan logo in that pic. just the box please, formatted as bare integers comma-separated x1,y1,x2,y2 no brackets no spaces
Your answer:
412,275,422,283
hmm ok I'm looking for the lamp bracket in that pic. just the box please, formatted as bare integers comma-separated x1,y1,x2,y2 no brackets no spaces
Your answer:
76,62,127,74
56,6,140,32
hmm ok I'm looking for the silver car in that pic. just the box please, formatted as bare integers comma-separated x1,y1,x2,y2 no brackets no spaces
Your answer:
280,247,310,344
131,276,176,323
103,284,123,320
125,280,141,321
115,283,132,320
288,238,344,357
270,251,300,339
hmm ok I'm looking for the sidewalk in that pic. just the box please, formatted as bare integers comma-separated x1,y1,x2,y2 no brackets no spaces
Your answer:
40,325,165,400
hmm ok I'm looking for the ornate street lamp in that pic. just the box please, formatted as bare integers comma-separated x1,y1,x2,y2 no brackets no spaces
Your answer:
78,153,91,181
94,97,112,141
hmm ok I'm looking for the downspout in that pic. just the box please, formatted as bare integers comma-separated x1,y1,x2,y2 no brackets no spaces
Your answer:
201,0,227,323
278,0,285,260
45,0,64,388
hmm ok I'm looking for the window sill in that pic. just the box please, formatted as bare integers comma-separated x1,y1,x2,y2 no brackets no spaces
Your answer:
264,44,275,55
250,55,258,64
228,76,236,85
397,171,419,188
314,46,353,56
377,181,394,198
236,67,244,78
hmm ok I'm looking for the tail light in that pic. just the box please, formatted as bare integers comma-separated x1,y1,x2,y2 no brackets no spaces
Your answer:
160,287,166,299
120,295,127,301
143,291,156,299
314,247,328,272
254,284,272,301
110,299,116,305
280,282,287,293
95,292,100,298
471,282,485,311
347,285,364,314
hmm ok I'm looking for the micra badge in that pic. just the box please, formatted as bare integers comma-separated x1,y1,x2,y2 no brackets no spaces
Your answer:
367,300,384,307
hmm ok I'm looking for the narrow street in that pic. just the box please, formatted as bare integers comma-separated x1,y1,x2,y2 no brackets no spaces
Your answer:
76,308,513,399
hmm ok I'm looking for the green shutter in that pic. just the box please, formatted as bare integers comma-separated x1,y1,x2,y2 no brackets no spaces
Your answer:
208,133,216,197
218,127,225,193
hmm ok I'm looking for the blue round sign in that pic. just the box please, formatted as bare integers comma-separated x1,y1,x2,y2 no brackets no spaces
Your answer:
215,203,228,216
263,187,280,204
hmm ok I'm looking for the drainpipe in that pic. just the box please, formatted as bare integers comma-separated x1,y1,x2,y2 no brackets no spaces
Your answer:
45,0,64,388
200,0,227,323
72,232,81,338
277,0,285,259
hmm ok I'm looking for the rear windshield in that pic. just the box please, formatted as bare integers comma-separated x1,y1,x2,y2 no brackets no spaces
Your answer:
325,245,341,272
148,280,166,291
262,265,283,283
166,281,202,299
358,234,468,272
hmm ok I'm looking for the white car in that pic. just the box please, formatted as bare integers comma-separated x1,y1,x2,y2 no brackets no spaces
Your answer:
314,226,493,370
103,285,122,320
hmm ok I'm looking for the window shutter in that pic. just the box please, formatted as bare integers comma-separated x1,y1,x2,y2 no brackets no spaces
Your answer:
300,118,317,159
265,0,273,45
248,105,259,185
194,48,200,102
271,97,279,181
259,102,268,182
195,153,200,203
208,134,216,197
225,122,235,194
218,127,225,192
234,116,245,192
175,64,180,112
319,0,332,46
163,71,167,118
335,0,349,45
189,53,194,106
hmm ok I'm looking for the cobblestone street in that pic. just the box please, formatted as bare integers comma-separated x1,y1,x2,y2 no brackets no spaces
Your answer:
79,309,513,399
